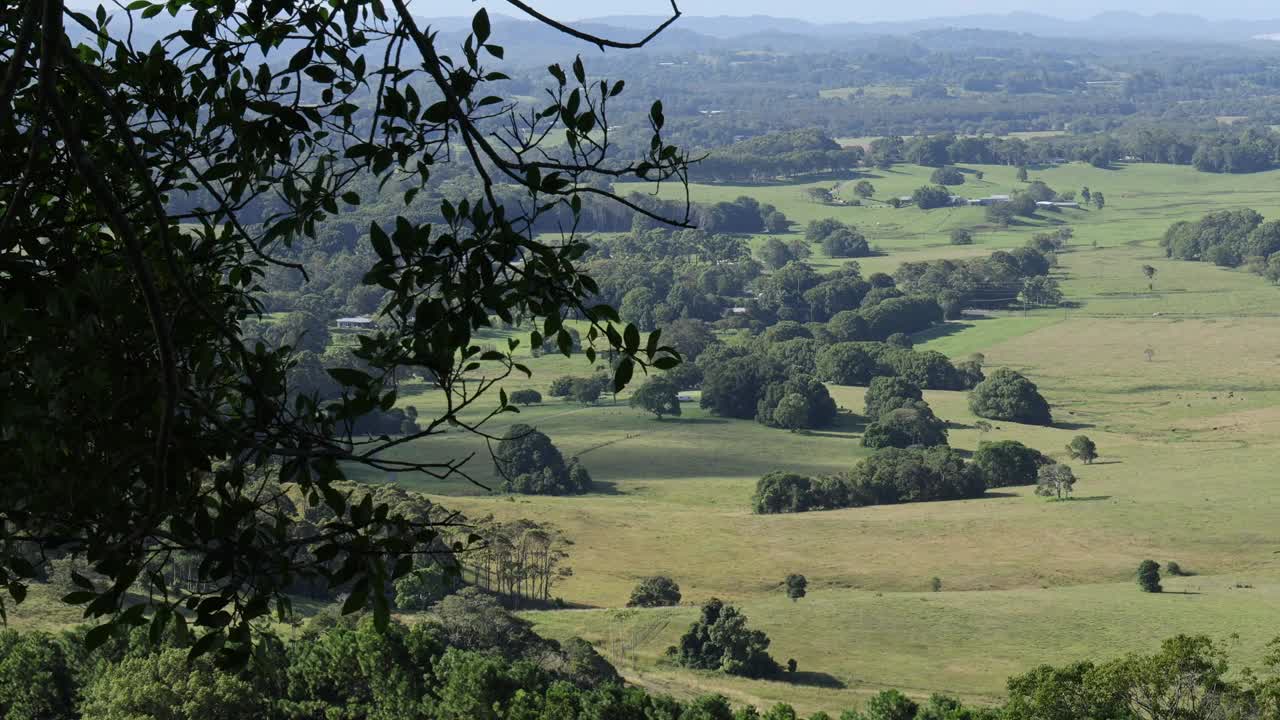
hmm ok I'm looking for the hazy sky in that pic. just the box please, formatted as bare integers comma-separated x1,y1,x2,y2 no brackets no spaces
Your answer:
415,0,1280,22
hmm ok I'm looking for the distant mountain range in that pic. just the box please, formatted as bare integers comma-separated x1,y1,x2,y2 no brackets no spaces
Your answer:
74,9,1280,68
578,11,1280,42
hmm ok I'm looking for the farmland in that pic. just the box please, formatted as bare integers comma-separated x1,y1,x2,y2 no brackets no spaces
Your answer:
332,161,1280,715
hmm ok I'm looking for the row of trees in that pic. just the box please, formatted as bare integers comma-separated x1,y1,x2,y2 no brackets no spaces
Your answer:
752,446,985,514
5,617,1275,720
895,247,1053,317
1162,208,1280,271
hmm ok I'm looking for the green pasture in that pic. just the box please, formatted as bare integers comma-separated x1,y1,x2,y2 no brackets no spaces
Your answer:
351,162,1280,714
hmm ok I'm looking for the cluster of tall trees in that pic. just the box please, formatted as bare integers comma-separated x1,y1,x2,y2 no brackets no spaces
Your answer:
752,446,985,514
582,229,762,330
1162,209,1280,275
694,129,867,182
895,247,1053,317
493,425,593,496
751,365,1055,514
668,599,781,679
698,351,838,431
457,519,573,608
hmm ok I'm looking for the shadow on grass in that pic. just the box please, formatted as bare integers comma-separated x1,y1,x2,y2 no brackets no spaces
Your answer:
660,417,729,425
1068,495,1113,502
1087,460,1123,466
982,491,1020,499
806,412,868,438
778,671,847,689
911,322,973,344
1054,421,1095,430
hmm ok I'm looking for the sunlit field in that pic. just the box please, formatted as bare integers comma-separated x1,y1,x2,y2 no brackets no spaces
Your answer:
329,162,1280,714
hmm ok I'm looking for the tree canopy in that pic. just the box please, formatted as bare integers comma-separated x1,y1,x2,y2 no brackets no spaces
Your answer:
969,369,1054,425
0,0,688,659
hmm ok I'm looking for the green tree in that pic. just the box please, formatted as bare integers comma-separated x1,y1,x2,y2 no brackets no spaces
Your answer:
912,185,954,210
1066,435,1098,464
0,0,686,652
1137,560,1163,593
757,375,838,430
759,237,799,271
930,166,965,186
0,630,77,720
509,389,543,406
862,404,949,449
823,228,871,258
80,647,267,720
1019,276,1064,307
1142,264,1157,290
785,574,808,601
494,425,591,495
628,576,683,608
1035,464,1077,500
864,376,924,419
860,689,919,720
394,565,456,611
670,599,780,679
621,287,660,332
972,441,1050,487
664,319,719,361
1017,166,1030,182
630,377,683,420
571,377,604,405
853,180,876,198
1093,191,1106,209
752,472,818,514
950,228,975,245
969,368,1053,425
701,356,782,420
772,394,811,432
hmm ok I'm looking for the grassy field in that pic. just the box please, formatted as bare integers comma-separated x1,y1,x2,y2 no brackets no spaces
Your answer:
361,161,1280,714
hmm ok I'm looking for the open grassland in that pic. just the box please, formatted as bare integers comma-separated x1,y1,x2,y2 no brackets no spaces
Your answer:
646,161,1280,274
356,163,1280,714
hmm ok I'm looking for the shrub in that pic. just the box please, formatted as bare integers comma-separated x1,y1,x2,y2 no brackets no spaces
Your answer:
627,576,682,607
950,228,974,245
1165,561,1187,577
785,574,807,601
509,389,542,405
1137,560,1162,593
